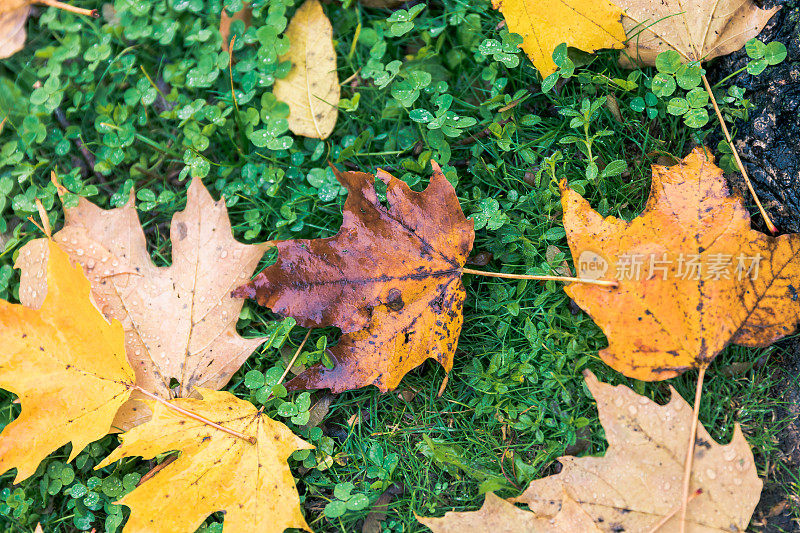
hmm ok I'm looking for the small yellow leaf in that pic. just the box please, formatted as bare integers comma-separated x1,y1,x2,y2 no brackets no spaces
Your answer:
491,0,626,77
97,389,313,533
274,0,340,139
0,240,134,483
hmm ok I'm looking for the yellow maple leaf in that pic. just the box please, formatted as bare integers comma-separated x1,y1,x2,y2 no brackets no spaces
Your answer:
0,240,134,482
97,389,313,533
491,0,626,77
562,148,800,380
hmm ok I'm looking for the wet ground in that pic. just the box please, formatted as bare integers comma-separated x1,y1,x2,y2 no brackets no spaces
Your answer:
708,0,800,234
707,2,800,529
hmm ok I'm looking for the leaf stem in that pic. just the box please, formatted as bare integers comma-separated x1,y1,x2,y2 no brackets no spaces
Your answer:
133,386,256,444
647,488,702,532
461,267,618,288
276,330,312,386
701,74,776,233
679,365,707,533
35,0,98,17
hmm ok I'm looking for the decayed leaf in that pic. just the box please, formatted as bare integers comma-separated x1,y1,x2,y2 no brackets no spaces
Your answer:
563,148,800,380
418,492,599,532
0,240,134,483
233,162,474,393
17,178,269,430
273,0,339,139
220,2,251,53
491,0,626,77
0,0,30,59
421,372,761,532
614,0,780,66
97,389,313,533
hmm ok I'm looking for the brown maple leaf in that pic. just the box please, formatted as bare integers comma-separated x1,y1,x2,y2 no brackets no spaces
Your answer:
562,147,800,380
419,371,762,532
17,178,268,430
233,162,474,393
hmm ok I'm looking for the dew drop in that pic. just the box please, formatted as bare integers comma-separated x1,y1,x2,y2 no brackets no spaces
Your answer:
614,397,624,407
705,468,716,480
221,250,228,259
76,249,84,256
723,448,736,461
627,405,637,415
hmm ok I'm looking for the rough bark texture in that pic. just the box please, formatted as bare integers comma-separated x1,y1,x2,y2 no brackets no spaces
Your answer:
707,0,800,233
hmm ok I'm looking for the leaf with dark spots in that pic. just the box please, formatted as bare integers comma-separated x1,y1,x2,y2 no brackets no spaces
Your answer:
562,148,800,380
233,162,474,393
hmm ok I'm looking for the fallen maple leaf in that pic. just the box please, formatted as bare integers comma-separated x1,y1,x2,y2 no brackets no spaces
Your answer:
233,162,474,393
0,240,134,483
420,371,762,532
419,491,599,532
273,0,339,139
491,0,626,77
0,0,28,58
17,177,269,430
563,148,800,380
0,0,97,59
96,389,313,533
614,0,780,66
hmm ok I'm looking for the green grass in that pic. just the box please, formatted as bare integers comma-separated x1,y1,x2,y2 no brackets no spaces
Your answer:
0,0,795,531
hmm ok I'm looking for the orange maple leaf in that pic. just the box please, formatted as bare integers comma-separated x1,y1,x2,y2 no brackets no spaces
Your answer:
562,147,800,380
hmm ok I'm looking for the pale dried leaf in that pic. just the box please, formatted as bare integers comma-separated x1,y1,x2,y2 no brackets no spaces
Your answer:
273,0,339,139
0,0,30,59
510,371,762,532
418,492,600,532
16,178,269,430
614,0,780,66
